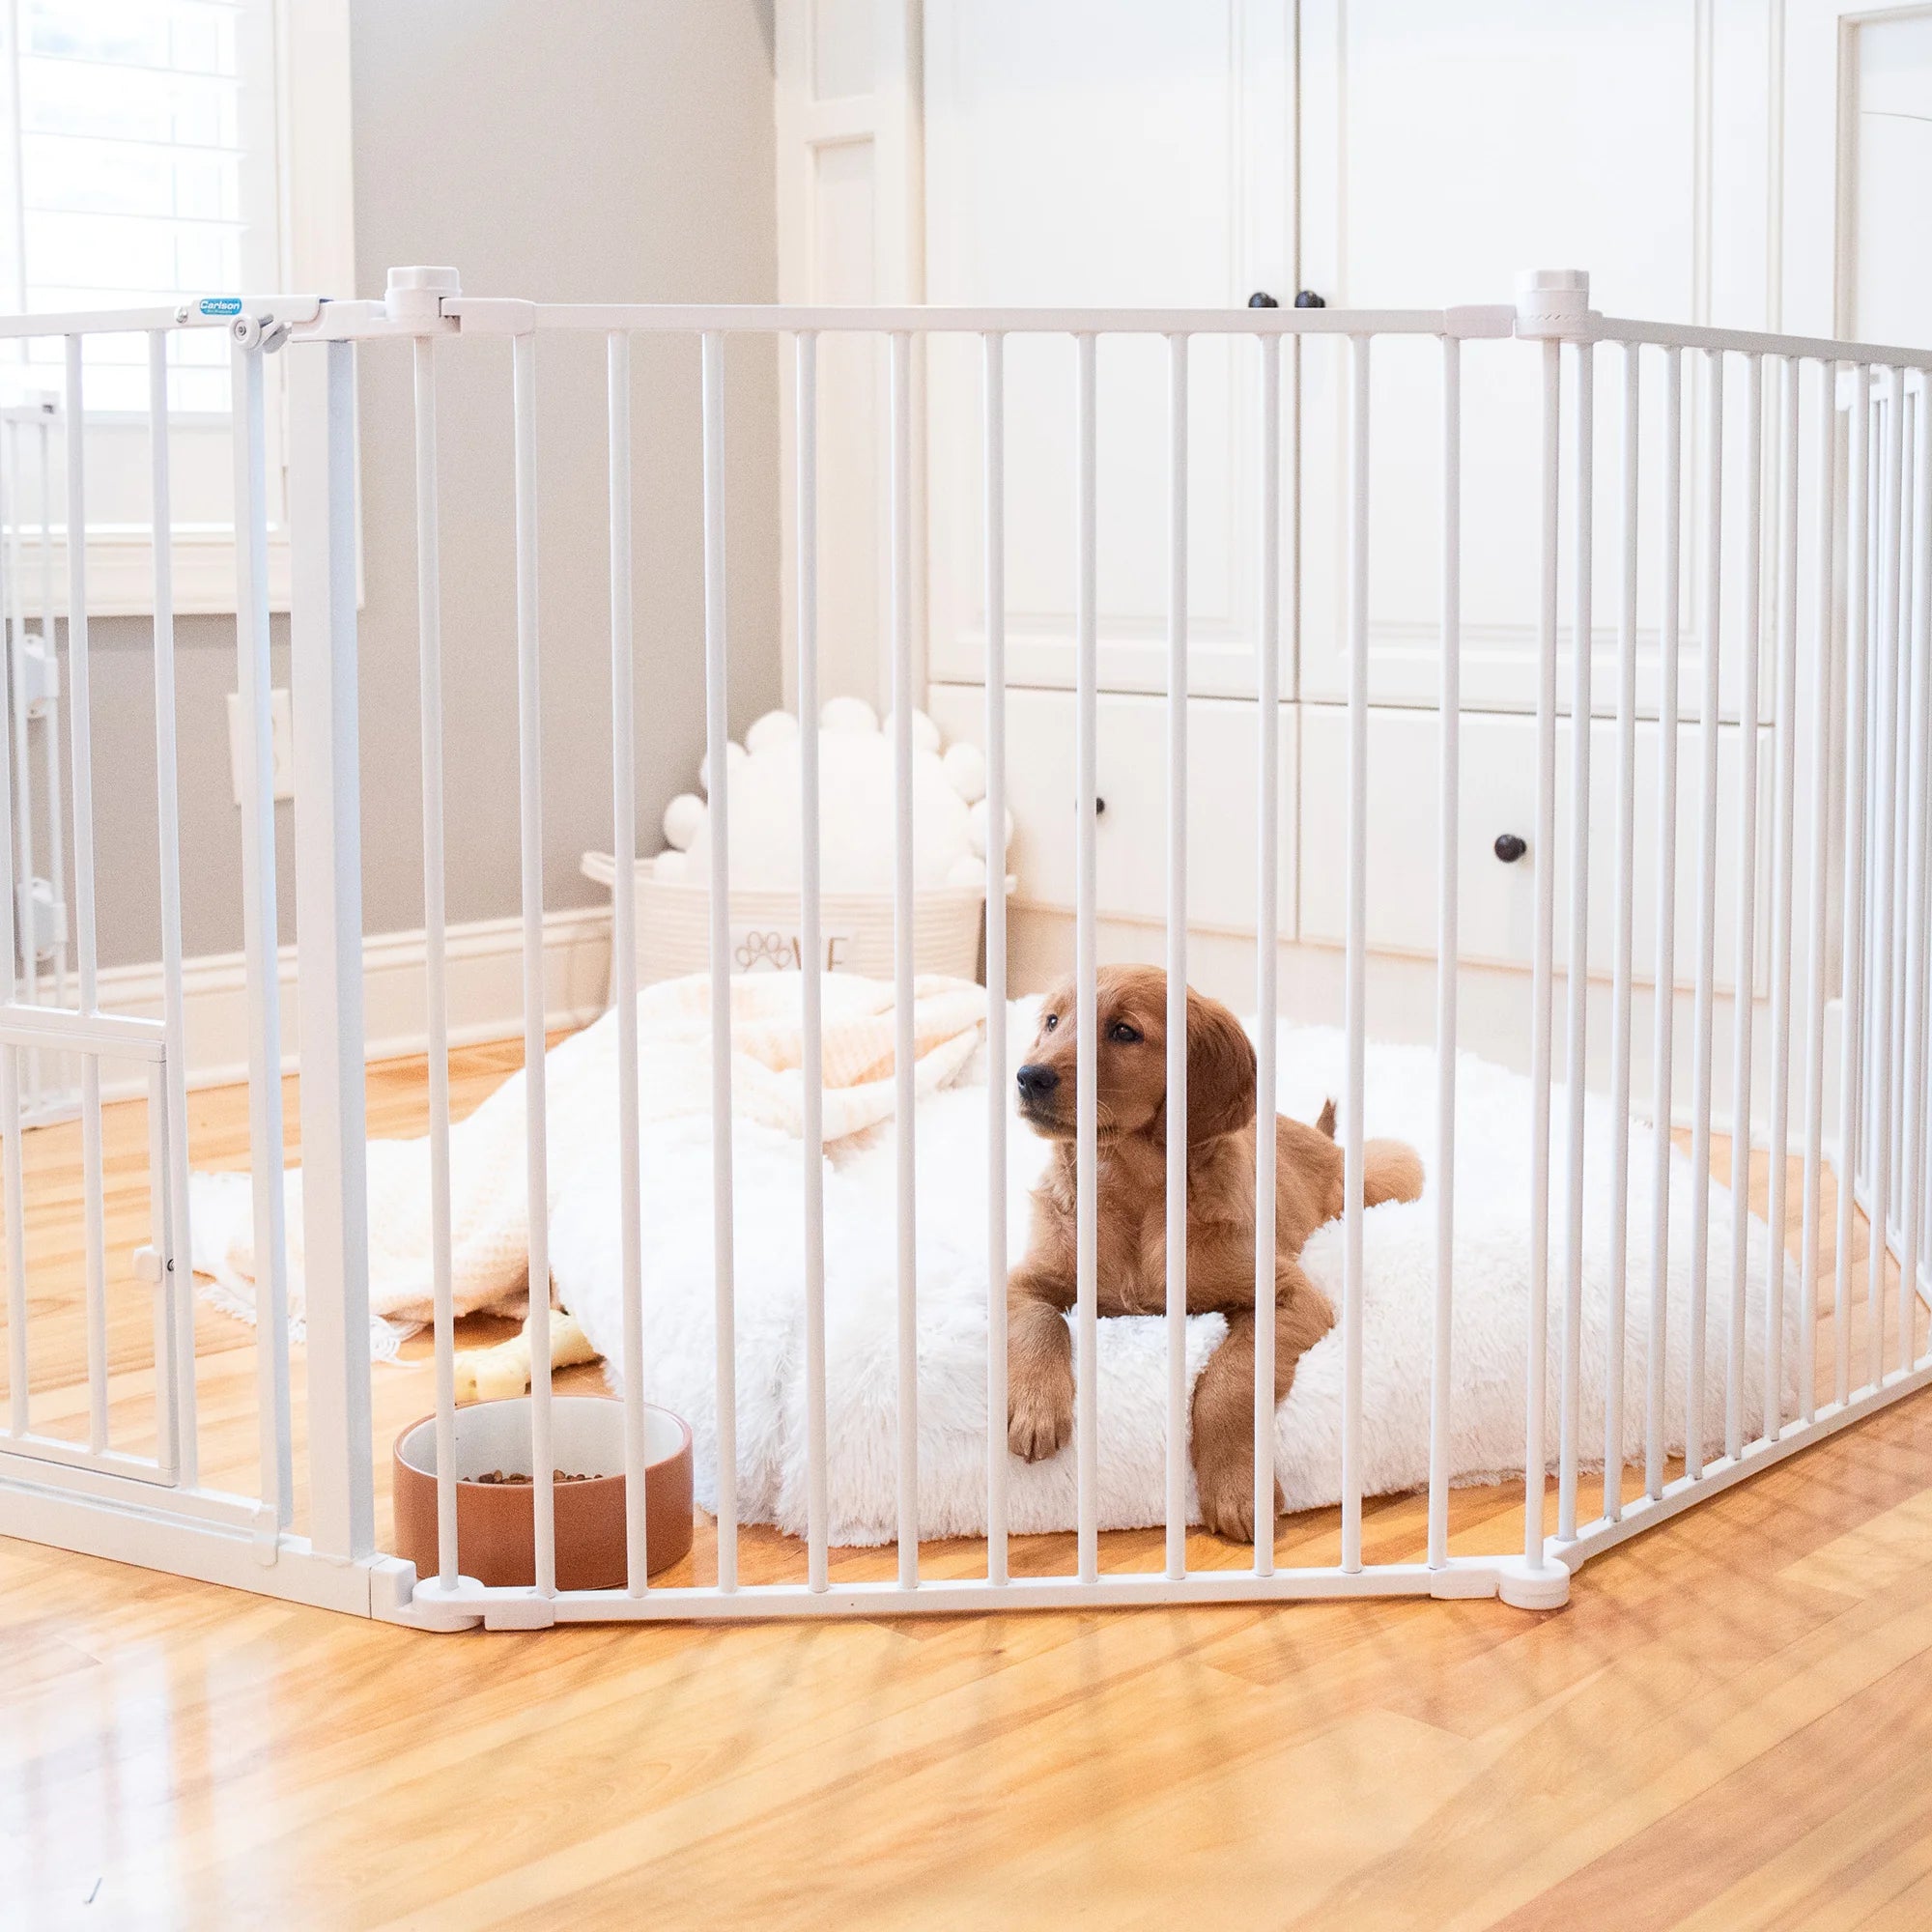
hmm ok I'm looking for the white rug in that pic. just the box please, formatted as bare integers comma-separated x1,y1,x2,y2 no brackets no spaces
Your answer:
548,1000,1796,1544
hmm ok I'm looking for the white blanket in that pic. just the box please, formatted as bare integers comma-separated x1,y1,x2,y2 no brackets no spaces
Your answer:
191,971,989,1352
193,979,1795,1543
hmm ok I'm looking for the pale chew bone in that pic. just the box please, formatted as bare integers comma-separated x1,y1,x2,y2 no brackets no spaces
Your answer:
451,1309,599,1404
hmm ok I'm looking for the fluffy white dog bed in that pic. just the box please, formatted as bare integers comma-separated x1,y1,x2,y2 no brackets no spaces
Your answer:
550,1000,1796,1544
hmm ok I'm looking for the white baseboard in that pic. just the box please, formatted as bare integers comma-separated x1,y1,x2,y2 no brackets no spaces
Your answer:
89,906,613,1094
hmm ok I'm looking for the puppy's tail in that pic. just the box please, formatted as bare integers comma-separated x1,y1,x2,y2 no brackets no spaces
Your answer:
1362,1137,1425,1207
1315,1099,1422,1205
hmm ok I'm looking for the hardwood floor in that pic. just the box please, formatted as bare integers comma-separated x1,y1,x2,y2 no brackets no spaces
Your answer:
5,1040,1932,1927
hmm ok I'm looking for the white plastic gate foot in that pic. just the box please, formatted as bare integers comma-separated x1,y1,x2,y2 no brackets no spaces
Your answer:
399,1572,491,1634
1495,1554,1572,1610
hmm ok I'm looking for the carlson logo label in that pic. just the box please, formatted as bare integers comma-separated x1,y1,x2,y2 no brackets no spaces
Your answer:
198,296,243,317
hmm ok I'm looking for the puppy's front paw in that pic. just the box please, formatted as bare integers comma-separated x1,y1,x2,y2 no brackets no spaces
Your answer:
1008,1363,1074,1462
1195,1443,1277,1543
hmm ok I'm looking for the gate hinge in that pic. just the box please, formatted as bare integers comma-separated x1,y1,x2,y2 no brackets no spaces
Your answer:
131,1244,164,1286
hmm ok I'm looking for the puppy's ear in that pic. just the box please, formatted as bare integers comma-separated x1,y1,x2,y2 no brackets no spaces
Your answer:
1184,989,1257,1142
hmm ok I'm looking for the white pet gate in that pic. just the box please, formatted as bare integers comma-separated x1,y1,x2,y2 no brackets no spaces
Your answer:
0,267,1927,1629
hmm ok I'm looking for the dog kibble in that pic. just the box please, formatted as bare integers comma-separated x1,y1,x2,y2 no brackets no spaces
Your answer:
469,1469,599,1485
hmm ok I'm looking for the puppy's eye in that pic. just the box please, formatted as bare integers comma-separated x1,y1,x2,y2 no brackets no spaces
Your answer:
1042,1012,1059,1032
1108,1021,1142,1044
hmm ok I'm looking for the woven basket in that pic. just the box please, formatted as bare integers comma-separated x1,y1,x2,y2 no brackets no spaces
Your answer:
581,852,988,990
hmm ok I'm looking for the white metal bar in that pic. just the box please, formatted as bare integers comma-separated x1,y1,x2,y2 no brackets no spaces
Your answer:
1901,377,1932,1376
1342,332,1370,1574
62,336,108,1456
0,429,20,1435
1073,329,1099,1587
144,1059,174,1476
1763,356,1802,1444
1647,348,1685,1496
1835,365,1872,1409
149,327,195,1483
1605,342,1641,1520
1429,333,1461,1567
983,330,1009,1587
1525,336,1561,1566
889,329,921,1588
0,1006,161,1056
414,333,457,1587
451,298,1932,372
1557,338,1593,1540
1867,369,1905,1390
1726,355,1764,1461
232,335,292,1520
473,300,1509,340
290,336,374,1562
699,332,737,1592
2,424,31,1121
37,419,66,1049
1900,373,1931,1377
796,329,828,1593
1253,330,1281,1573
1799,363,1839,1427
510,329,554,1596
0,301,314,340
2,427,41,1121
1589,310,1932,375
1862,373,1909,1376
516,1554,1551,1624
1163,330,1189,1581
0,1041,19,1437
1685,349,1724,1481
608,330,647,1595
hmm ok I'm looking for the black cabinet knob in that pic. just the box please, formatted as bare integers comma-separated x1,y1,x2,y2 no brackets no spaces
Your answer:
1293,290,1326,309
1493,833,1527,864
1247,291,1279,308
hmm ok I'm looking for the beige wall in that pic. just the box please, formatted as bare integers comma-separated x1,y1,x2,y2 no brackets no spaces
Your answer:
82,0,781,967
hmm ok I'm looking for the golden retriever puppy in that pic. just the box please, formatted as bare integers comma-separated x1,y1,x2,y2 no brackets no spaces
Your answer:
1007,965,1425,1539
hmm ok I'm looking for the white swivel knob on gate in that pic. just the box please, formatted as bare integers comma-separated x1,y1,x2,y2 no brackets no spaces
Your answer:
384,265,461,327
1514,268,1591,338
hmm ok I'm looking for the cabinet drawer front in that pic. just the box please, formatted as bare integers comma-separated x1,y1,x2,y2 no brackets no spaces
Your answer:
1299,706,1772,995
926,685,1296,935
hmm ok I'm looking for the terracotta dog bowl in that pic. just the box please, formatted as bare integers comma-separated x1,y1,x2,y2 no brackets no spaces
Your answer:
392,1395,693,1590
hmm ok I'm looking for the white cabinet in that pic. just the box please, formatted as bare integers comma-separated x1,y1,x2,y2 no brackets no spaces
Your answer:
776,2,1840,1026
922,0,1294,698
925,683,1297,934
1295,0,1783,723
1298,705,1773,995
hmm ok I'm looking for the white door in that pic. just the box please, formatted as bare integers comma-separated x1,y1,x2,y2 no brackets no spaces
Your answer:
922,0,1295,699
1296,0,1782,722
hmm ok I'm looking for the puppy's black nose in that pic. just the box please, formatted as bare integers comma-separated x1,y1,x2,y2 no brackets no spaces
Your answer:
1015,1063,1061,1102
